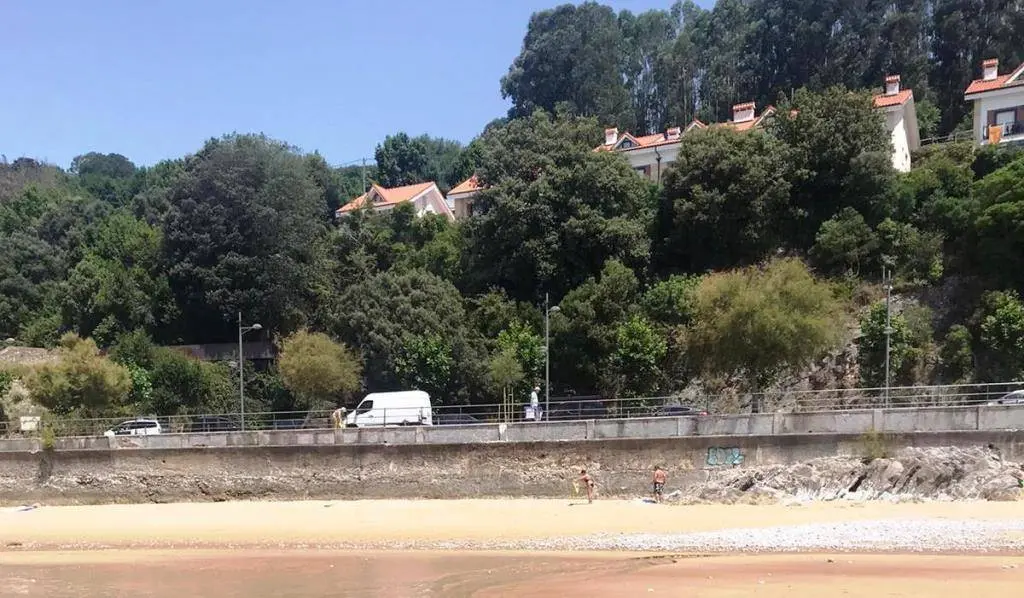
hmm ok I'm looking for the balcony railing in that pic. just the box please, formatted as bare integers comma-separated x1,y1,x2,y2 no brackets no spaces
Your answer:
984,121,1024,141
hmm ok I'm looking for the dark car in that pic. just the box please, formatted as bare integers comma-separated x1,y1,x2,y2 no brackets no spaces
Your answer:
547,398,609,421
187,416,240,433
269,418,308,431
653,404,707,417
434,413,480,426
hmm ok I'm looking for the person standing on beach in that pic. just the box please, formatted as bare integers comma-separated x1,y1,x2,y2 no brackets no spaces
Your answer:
578,469,595,504
652,466,667,503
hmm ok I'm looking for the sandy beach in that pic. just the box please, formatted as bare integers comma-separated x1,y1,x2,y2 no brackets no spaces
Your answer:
3,499,1024,596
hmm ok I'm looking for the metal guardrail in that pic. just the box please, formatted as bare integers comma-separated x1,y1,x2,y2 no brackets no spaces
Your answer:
3,381,1022,439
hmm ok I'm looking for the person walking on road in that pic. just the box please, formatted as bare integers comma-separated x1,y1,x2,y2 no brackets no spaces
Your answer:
530,386,541,421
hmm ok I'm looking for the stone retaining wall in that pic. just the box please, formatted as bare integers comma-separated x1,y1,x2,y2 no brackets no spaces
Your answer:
1,430,1021,505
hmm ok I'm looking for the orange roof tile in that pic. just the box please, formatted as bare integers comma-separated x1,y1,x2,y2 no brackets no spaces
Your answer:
336,181,436,214
965,74,1015,95
595,126,692,152
720,106,776,131
449,175,483,195
873,89,914,108
966,62,1024,95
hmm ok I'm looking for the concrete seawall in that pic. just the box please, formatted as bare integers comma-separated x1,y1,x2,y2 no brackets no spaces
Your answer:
2,430,1021,505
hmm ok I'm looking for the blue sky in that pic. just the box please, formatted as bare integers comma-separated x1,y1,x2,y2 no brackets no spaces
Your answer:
1,0,686,169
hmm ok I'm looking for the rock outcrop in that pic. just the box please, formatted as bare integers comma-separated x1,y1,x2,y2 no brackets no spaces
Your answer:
681,446,1024,503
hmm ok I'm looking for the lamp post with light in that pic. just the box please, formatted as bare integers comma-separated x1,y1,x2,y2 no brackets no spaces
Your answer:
238,312,262,431
544,294,560,421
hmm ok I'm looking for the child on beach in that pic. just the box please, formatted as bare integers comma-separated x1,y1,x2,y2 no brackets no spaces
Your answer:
652,466,667,503
578,469,595,504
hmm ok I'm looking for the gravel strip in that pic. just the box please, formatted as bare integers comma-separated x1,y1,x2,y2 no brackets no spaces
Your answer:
10,519,1024,554
367,519,1024,554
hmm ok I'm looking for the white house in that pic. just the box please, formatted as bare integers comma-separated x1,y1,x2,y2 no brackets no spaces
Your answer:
335,181,454,220
594,120,706,182
595,103,780,182
964,58,1024,145
872,75,920,173
446,174,483,219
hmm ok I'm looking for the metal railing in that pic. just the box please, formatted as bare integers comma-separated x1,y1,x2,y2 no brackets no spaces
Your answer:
2,381,1022,439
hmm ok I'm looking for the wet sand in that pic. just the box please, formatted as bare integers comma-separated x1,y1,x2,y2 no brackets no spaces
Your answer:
3,498,1024,549
2,550,1023,597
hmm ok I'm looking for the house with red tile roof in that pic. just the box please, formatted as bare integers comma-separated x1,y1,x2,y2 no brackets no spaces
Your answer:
335,181,454,220
594,120,706,182
872,75,920,172
718,102,776,132
964,58,1024,146
446,174,483,219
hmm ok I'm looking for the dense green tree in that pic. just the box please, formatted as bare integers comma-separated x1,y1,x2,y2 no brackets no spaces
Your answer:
146,347,236,416
495,320,545,391
604,314,667,399
501,2,632,126
373,133,468,193
938,324,974,383
641,274,700,328
688,258,843,409
161,134,326,342
972,156,1024,291
858,302,935,388
278,330,363,410
550,259,641,395
810,208,880,276
771,87,896,247
655,127,795,273
63,211,175,345
974,290,1024,382
330,269,485,404
25,334,132,417
619,9,680,133
462,111,653,301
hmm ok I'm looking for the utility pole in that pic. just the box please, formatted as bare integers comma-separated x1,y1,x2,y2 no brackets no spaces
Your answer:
361,158,366,193
883,267,893,408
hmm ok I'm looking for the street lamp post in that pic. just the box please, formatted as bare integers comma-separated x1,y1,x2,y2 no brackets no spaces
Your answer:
237,312,262,431
882,266,893,408
544,293,560,421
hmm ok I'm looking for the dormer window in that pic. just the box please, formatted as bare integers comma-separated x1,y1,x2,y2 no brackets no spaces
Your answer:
618,139,635,149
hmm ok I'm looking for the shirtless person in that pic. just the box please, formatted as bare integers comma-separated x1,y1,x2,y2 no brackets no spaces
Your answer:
652,466,667,503
578,469,595,504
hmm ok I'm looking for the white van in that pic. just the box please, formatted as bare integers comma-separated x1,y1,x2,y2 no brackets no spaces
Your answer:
345,391,433,427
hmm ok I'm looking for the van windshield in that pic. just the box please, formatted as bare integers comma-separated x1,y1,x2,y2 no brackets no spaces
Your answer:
356,400,373,414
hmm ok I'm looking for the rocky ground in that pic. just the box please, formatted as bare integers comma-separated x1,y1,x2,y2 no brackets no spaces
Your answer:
675,446,1024,504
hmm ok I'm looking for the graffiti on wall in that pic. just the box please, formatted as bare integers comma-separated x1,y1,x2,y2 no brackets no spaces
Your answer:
706,447,744,467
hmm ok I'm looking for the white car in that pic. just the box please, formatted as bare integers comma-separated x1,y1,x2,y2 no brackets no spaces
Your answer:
987,390,1024,406
103,418,163,437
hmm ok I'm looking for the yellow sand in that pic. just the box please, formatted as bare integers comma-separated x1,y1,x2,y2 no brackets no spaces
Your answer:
1,498,1022,548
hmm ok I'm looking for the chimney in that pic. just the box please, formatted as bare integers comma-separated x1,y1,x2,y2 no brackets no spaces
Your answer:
604,127,618,145
732,102,755,123
884,74,901,96
665,126,681,140
983,58,999,81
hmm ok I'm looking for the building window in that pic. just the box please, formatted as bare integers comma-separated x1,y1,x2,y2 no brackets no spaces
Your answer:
619,139,634,149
